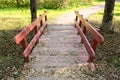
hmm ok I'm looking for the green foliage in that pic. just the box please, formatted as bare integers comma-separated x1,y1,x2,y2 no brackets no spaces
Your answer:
0,0,30,8
40,0,94,9
41,0,59,9
69,0,94,7
0,0,96,9
39,0,69,9
95,0,104,1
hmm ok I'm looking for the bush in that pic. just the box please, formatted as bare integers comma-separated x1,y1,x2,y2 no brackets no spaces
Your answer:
39,0,69,9
0,0,30,8
0,0,95,9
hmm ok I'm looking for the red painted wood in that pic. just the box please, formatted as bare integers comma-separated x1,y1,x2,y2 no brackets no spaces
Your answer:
83,27,86,34
84,22,104,44
14,17,42,45
77,21,82,35
14,11,48,62
23,21,47,58
21,38,28,50
74,16,78,28
91,39,97,52
75,22,95,62
18,29,28,50
14,11,47,45
75,16,78,21
35,25,38,34
75,11,104,63
44,11,47,21
40,20,43,27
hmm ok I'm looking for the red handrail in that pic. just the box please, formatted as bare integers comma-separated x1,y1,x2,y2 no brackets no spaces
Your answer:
74,11,104,63
14,11,48,62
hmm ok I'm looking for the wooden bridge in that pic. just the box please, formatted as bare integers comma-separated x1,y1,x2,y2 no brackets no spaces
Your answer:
14,11,104,79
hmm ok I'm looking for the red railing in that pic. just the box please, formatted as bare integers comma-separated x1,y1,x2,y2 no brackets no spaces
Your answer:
74,11,104,63
14,11,48,63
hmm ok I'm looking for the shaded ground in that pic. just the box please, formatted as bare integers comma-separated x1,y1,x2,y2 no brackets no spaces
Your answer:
88,20,120,80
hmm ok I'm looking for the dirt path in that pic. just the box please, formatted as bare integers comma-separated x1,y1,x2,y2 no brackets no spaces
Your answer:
49,4,104,25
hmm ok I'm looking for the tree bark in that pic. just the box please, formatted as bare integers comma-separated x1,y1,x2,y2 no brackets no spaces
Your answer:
100,0,115,32
30,0,37,22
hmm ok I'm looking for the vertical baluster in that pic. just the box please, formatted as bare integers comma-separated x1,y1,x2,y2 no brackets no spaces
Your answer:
75,16,78,28
91,29,101,52
40,15,43,27
44,11,47,21
18,29,29,62
44,11,48,28
35,25,38,34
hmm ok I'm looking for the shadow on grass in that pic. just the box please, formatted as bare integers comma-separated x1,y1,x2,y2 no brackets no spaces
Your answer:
114,13,120,16
97,12,120,17
88,20,120,79
0,30,24,79
0,28,37,79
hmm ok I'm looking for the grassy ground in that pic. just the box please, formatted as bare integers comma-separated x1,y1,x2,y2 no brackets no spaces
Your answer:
88,2,120,79
0,2,104,79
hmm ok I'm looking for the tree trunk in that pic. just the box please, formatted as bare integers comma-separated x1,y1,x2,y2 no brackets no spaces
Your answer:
100,0,115,32
30,0,37,22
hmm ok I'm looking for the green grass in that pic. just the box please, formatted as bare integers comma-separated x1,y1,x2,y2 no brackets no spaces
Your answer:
0,1,104,30
0,1,104,79
89,2,120,31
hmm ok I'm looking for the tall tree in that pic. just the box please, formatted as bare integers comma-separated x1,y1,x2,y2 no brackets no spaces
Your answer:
100,0,115,32
30,0,37,22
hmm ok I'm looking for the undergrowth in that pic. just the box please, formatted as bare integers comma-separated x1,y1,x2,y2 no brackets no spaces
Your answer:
88,2,120,79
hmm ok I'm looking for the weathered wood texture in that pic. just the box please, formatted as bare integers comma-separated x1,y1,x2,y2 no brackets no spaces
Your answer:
75,11,104,63
14,11,48,62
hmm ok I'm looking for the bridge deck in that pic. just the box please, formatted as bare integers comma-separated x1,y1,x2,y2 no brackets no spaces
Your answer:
22,25,89,80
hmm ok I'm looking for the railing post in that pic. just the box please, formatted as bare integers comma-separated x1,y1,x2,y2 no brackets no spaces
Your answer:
44,11,47,21
91,39,97,52
91,29,101,52
35,25,38,34
83,27,86,34
77,20,82,35
18,29,28,50
18,29,29,62
81,28,86,44
40,15,43,27
83,19,87,34
44,11,48,28
75,16,78,28
88,55,94,63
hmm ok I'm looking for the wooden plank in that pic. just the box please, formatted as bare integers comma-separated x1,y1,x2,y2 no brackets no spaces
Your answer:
75,21,95,62
14,16,42,45
84,22,104,44
23,21,48,57
75,11,104,44
14,11,48,45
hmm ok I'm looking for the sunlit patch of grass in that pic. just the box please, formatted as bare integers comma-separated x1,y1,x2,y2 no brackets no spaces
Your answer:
0,5,95,30
0,8,31,30
114,2,120,20
89,2,120,31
